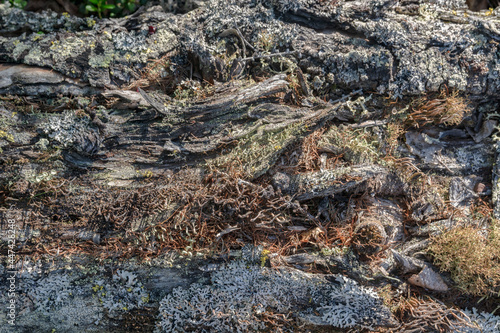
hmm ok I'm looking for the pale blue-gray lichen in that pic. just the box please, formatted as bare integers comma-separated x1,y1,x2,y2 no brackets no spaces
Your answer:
202,0,298,51
39,111,101,155
0,3,179,86
0,3,91,33
459,308,500,333
157,260,392,332
0,266,150,332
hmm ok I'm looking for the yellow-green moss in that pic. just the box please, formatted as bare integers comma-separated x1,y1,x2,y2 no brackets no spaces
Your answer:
319,124,381,164
211,121,305,178
428,222,500,295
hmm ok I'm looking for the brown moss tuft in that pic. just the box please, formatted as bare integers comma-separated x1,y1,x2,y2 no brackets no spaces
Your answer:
393,296,479,332
296,128,325,173
408,89,471,127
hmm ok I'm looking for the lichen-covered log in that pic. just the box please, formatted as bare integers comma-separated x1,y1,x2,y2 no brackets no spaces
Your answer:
1,0,500,332
1,0,500,96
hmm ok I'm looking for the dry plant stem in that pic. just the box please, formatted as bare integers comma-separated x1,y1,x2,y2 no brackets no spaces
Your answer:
241,50,298,62
297,128,325,172
408,89,470,127
393,296,479,333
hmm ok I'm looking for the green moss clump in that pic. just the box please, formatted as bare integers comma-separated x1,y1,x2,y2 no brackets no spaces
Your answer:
318,124,381,165
212,121,305,178
427,223,500,295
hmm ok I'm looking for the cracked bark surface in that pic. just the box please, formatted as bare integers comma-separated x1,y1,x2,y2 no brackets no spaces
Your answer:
1,0,500,332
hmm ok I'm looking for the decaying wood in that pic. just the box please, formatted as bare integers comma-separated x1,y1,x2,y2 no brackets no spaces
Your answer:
1,0,500,331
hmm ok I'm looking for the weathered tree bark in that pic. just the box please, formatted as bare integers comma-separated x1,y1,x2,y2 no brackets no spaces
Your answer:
1,0,500,331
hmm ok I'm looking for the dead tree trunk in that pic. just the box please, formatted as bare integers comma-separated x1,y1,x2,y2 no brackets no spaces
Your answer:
1,0,500,331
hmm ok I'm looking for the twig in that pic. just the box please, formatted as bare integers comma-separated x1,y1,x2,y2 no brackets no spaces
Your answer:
329,88,364,105
349,119,389,129
138,87,175,116
219,27,255,57
241,50,297,62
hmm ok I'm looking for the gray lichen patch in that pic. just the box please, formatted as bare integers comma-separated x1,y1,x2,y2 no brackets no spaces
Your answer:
19,164,59,184
92,269,150,315
269,0,340,19
0,3,93,34
460,308,500,332
39,110,101,156
271,0,499,98
293,27,393,92
0,265,150,332
0,107,17,149
157,260,394,332
0,5,179,87
428,0,469,9
201,0,298,49
356,6,499,97
0,250,216,332
405,130,494,175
